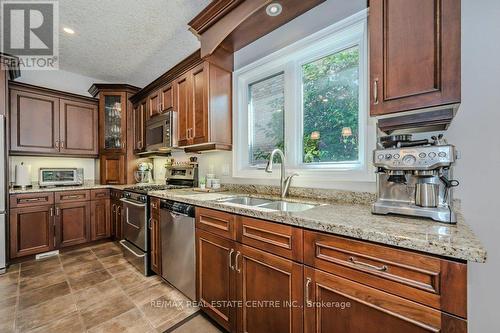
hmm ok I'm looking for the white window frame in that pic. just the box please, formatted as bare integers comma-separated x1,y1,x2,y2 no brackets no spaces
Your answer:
233,10,375,183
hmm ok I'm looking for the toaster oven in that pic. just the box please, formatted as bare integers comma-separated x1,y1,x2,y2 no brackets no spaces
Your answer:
39,168,84,187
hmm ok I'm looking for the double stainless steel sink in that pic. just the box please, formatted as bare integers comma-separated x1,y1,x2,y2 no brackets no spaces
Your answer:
216,196,317,212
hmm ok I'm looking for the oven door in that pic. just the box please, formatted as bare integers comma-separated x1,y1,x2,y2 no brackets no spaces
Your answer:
120,198,147,251
145,111,177,152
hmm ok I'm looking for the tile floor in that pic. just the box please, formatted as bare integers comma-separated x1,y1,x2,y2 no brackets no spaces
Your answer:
0,241,223,333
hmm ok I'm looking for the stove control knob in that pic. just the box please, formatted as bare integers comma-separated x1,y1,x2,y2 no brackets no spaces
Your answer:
402,154,416,166
139,195,146,202
385,154,392,160
393,154,400,159
377,154,384,160
428,152,436,158
124,193,131,198
419,152,427,158
438,152,447,157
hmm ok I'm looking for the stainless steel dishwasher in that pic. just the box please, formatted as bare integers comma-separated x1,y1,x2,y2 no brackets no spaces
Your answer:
160,199,196,300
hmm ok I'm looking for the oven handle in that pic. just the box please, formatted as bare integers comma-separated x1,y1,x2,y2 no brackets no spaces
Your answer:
120,198,146,207
119,240,146,258
123,206,140,230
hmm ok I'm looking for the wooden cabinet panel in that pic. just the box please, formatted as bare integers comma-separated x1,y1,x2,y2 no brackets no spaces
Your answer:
90,199,111,240
175,72,191,146
191,63,209,144
236,215,303,261
100,154,126,184
98,91,127,153
9,205,55,258
59,99,98,155
196,229,236,332
150,197,161,274
236,244,303,333
10,89,60,154
55,201,90,248
148,90,160,119
160,83,174,111
91,189,110,200
10,192,54,208
196,207,236,240
370,0,461,115
133,100,146,153
110,194,123,241
54,190,90,203
303,266,464,333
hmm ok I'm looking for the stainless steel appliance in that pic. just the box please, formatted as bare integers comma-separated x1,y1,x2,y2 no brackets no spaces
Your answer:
39,168,84,187
1,115,6,273
372,134,460,223
144,111,177,153
160,200,196,300
119,163,198,275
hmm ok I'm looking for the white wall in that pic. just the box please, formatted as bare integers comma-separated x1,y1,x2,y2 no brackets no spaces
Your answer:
446,1,500,331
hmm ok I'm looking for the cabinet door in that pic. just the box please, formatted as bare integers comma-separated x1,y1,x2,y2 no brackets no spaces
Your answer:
236,244,303,333
303,266,447,333
148,90,160,118
100,154,126,184
99,92,127,153
55,201,91,248
150,215,161,274
175,72,192,146
10,89,60,154
191,63,209,145
370,0,460,115
160,83,174,111
59,99,98,155
133,100,146,153
91,199,111,240
116,203,123,240
9,205,55,258
196,229,236,332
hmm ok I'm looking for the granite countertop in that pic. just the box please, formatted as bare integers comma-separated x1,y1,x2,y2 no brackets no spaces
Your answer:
148,189,487,263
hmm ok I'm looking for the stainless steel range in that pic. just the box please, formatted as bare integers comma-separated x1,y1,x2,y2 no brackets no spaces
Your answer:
119,163,198,275
372,134,460,224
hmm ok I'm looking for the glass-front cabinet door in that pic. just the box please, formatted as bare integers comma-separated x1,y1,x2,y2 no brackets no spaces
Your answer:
100,92,127,152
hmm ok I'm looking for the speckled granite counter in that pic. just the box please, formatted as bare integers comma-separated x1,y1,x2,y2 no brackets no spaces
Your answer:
148,189,486,263
9,181,133,194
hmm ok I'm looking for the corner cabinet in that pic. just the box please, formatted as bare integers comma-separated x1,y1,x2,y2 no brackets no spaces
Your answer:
176,61,232,151
369,0,461,116
9,82,98,157
89,84,140,184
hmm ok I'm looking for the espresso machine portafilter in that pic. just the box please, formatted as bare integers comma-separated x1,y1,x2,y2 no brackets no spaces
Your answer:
372,136,459,224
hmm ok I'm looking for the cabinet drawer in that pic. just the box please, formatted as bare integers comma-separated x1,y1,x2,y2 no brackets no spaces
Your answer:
110,189,123,200
196,207,235,240
10,192,54,208
236,216,303,262
55,190,90,203
91,189,110,200
304,231,467,318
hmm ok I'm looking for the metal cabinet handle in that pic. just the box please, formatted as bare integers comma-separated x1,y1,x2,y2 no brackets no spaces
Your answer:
305,277,312,306
235,251,241,273
151,202,158,209
55,140,59,149
21,198,43,202
50,207,54,216
112,204,116,213
349,256,388,272
55,207,60,216
60,140,65,149
228,249,234,270
119,240,146,258
373,79,379,105
63,195,81,200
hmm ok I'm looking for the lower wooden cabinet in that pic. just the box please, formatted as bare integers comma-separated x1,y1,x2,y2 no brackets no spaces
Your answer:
9,205,55,258
150,197,161,275
91,198,111,241
55,201,91,248
110,190,123,240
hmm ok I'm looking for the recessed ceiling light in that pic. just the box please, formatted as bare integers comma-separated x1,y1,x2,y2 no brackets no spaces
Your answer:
266,3,282,17
63,27,75,35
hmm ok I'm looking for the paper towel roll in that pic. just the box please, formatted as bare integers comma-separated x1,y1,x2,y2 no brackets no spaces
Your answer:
15,163,31,187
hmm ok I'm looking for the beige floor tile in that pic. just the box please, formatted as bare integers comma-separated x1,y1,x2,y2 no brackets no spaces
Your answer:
18,281,71,310
63,259,104,277
68,269,113,291
19,270,66,293
6,263,20,274
26,312,85,333
73,279,125,312
0,295,17,310
106,263,138,276
140,295,198,331
61,252,98,267
20,258,62,279
127,282,173,306
87,308,154,333
59,248,94,258
99,254,129,268
79,293,135,329
15,294,77,332
92,245,123,259
171,314,223,333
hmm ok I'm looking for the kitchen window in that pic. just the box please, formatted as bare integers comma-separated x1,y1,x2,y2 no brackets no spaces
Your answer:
233,12,375,182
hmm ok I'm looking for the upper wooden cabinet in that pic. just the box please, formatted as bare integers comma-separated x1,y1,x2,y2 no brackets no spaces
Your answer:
9,82,98,157
176,61,232,151
160,83,174,111
147,89,161,119
369,0,461,116
132,99,147,154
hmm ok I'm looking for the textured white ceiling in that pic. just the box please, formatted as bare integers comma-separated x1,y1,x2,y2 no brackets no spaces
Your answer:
58,0,210,87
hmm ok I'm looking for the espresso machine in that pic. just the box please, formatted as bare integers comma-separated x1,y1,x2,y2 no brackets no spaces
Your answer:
372,134,459,224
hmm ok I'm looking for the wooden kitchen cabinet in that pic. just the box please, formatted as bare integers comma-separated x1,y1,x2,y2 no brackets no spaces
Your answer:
236,244,303,333
175,71,191,147
99,154,126,185
90,198,111,241
160,83,174,111
9,205,55,258
369,0,461,115
9,82,99,156
133,99,146,154
110,189,123,240
148,90,161,119
55,201,91,248
150,197,161,275
196,229,237,332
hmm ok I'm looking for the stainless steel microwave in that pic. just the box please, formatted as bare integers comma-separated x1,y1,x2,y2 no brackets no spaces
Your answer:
145,111,177,153
39,168,84,187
